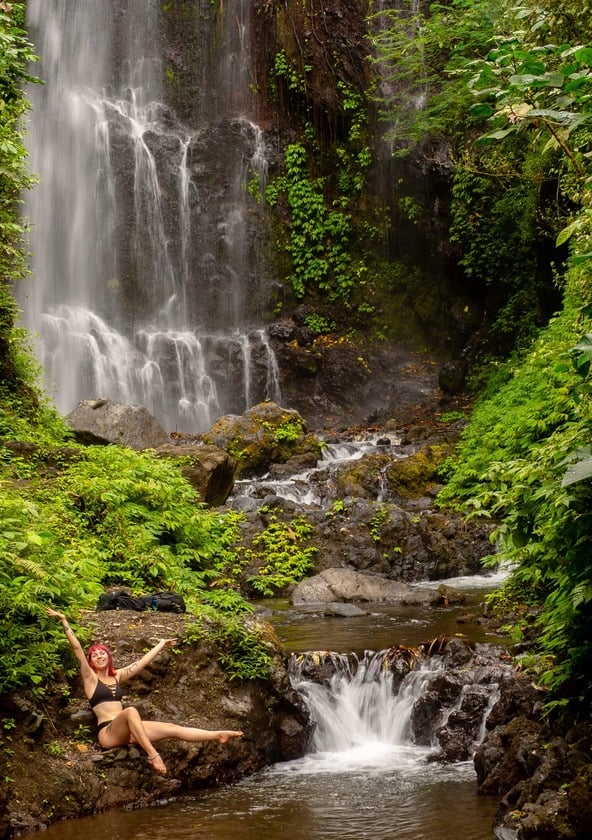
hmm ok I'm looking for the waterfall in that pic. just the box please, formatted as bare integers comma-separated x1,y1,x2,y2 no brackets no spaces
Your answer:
21,0,279,433
287,649,499,773
290,651,434,768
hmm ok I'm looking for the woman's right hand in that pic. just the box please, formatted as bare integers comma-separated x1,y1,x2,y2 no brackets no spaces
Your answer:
46,607,66,621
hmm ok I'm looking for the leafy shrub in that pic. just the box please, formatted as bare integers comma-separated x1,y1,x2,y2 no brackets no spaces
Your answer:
243,512,317,596
440,292,592,710
184,613,274,682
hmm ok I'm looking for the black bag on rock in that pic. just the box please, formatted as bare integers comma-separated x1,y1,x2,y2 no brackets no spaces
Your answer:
139,591,186,613
96,590,186,613
96,590,146,611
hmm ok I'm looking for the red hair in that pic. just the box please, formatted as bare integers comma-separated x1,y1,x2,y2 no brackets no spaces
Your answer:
87,644,116,676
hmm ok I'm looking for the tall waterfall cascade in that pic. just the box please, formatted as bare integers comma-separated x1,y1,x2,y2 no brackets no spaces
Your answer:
21,0,280,432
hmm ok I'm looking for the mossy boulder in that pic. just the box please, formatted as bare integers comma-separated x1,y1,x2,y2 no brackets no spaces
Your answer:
203,401,321,478
385,444,451,499
329,444,450,503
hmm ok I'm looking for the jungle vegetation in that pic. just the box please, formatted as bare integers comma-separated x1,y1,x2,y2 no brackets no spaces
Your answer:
0,0,591,719
371,0,592,714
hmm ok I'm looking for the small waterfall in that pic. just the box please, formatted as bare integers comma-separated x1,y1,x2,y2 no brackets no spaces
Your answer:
258,329,282,404
231,432,400,506
21,0,279,433
292,652,422,753
287,648,500,773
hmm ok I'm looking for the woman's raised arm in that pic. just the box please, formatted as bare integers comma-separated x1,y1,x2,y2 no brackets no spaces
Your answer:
117,638,177,683
46,607,93,677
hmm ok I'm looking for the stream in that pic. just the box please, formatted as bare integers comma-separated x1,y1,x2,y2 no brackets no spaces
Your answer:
37,573,505,840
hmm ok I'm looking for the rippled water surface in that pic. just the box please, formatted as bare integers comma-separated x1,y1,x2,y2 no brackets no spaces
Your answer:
40,759,497,840
261,569,510,653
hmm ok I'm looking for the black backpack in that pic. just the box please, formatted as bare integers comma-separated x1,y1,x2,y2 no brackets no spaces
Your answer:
139,591,186,613
96,590,146,611
96,589,186,613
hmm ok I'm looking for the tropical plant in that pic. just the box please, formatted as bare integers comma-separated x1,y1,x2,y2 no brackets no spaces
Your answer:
440,288,592,710
0,443,257,693
243,511,317,596
184,613,274,682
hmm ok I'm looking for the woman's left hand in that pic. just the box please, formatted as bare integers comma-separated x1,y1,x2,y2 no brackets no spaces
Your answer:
160,638,178,647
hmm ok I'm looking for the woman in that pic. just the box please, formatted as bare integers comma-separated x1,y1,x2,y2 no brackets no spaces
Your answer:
46,607,243,775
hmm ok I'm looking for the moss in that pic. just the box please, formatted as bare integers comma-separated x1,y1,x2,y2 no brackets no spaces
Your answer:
386,444,451,499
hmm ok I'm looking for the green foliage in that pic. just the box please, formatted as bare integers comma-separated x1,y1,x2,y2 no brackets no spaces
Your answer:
463,8,592,271
273,50,311,94
370,0,575,354
262,417,304,444
244,511,317,596
43,742,66,758
266,143,356,301
369,506,389,542
449,161,544,349
440,290,592,709
469,39,592,180
325,498,346,519
0,442,255,693
429,3,592,710
0,327,69,446
265,79,373,306
303,313,336,336
369,0,502,145
184,613,274,682
0,5,40,388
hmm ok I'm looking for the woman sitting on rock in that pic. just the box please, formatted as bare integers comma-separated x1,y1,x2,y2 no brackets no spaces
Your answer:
46,607,243,775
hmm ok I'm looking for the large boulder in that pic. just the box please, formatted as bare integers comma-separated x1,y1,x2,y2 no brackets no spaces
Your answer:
156,443,236,506
0,610,312,835
291,567,442,606
203,401,321,477
66,400,170,450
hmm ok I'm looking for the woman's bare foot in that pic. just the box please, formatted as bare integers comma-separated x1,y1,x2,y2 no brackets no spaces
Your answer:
147,751,167,774
217,730,243,744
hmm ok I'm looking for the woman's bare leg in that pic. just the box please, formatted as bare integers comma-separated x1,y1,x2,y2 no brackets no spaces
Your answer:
142,721,243,744
97,708,167,774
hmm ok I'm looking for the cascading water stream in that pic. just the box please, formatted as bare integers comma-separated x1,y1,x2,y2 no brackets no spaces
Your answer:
285,649,499,775
231,432,402,507
21,0,280,432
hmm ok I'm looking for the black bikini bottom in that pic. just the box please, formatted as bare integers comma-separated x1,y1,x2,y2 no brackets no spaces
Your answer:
97,720,114,732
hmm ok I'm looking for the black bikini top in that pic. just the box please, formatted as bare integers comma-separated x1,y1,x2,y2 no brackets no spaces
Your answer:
89,678,123,709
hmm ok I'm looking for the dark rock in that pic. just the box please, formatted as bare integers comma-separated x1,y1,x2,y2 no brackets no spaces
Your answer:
204,401,320,477
441,637,474,668
66,399,170,450
156,443,236,505
438,358,468,394
437,689,490,761
474,717,547,794
410,691,444,745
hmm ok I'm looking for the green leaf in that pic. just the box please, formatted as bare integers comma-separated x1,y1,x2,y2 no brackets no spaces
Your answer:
570,252,592,265
475,127,517,143
574,47,592,65
470,102,494,118
556,220,579,247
